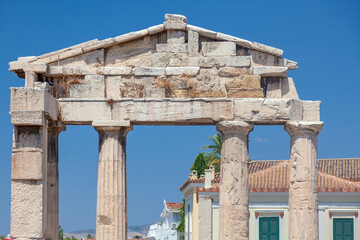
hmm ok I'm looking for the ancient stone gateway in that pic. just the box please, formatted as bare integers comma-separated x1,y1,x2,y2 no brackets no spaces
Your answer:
9,14,323,240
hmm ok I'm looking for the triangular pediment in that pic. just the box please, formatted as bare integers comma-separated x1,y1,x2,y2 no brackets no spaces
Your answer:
9,14,299,99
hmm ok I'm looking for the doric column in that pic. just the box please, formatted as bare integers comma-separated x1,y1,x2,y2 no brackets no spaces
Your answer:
216,121,253,240
92,120,132,240
198,195,212,240
45,121,65,240
285,121,323,240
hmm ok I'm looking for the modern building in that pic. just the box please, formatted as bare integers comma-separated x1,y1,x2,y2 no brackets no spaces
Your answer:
180,158,360,240
147,200,183,240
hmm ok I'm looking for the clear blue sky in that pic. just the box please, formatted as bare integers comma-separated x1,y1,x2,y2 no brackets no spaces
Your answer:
0,0,359,234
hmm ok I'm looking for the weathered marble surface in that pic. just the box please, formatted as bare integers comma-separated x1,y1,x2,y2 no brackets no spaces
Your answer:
285,121,323,240
217,121,253,240
93,120,132,240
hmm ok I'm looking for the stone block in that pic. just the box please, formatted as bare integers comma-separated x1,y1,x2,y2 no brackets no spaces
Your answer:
105,76,122,99
202,42,236,56
48,66,63,75
145,89,166,98
148,24,164,35
281,77,299,99
23,63,48,73
12,151,43,180
10,87,58,120
188,30,199,57
133,67,165,76
13,126,44,150
302,101,320,121
98,67,132,75
225,75,261,89
164,14,187,30
11,180,44,238
63,66,96,75
9,61,23,71
199,56,250,68
216,32,252,48
165,67,199,76
11,111,45,126
69,75,105,98
156,43,187,53
234,98,303,123
114,29,149,44
24,71,38,88
187,24,217,38
266,77,282,98
190,90,226,98
218,67,250,77
227,88,264,98
151,53,172,67
250,42,283,57
120,82,144,98
285,59,298,70
253,66,288,77
167,30,185,44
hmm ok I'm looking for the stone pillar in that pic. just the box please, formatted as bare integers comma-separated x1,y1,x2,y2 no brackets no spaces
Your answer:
285,121,323,240
45,122,65,240
198,195,212,240
11,119,64,240
216,121,253,240
92,120,132,240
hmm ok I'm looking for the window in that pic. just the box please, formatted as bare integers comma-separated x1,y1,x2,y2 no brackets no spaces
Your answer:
333,218,354,240
259,217,279,240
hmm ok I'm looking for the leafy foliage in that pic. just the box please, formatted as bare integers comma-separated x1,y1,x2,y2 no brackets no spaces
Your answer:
176,198,185,232
0,235,5,240
190,153,207,178
86,234,95,239
133,235,143,239
201,133,222,172
59,225,64,240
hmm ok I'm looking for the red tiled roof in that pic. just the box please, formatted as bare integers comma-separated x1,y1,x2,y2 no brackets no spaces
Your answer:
166,202,183,210
182,159,360,193
317,158,360,182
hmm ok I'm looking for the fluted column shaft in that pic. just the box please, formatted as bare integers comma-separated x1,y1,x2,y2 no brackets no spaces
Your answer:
93,121,132,240
285,121,323,240
216,121,253,240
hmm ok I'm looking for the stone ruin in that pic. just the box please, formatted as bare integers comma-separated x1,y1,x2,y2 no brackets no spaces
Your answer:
8,14,323,240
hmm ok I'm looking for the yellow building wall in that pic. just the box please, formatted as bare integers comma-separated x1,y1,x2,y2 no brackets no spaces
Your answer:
192,191,198,240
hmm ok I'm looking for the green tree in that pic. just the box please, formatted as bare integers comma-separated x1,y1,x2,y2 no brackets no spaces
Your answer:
64,237,71,240
71,237,78,240
190,153,207,178
133,235,142,239
86,234,94,239
201,133,222,172
176,198,185,232
0,235,6,240
59,225,64,240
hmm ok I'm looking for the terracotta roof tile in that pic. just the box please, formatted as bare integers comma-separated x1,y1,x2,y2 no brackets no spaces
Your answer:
182,158,360,193
166,202,183,210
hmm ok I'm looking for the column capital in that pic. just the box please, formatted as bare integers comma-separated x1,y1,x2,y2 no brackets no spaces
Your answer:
216,121,253,136
285,121,323,136
92,120,133,133
48,121,66,133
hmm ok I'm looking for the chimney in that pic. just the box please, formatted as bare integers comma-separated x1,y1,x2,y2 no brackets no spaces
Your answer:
209,165,215,180
189,170,197,180
205,168,212,188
